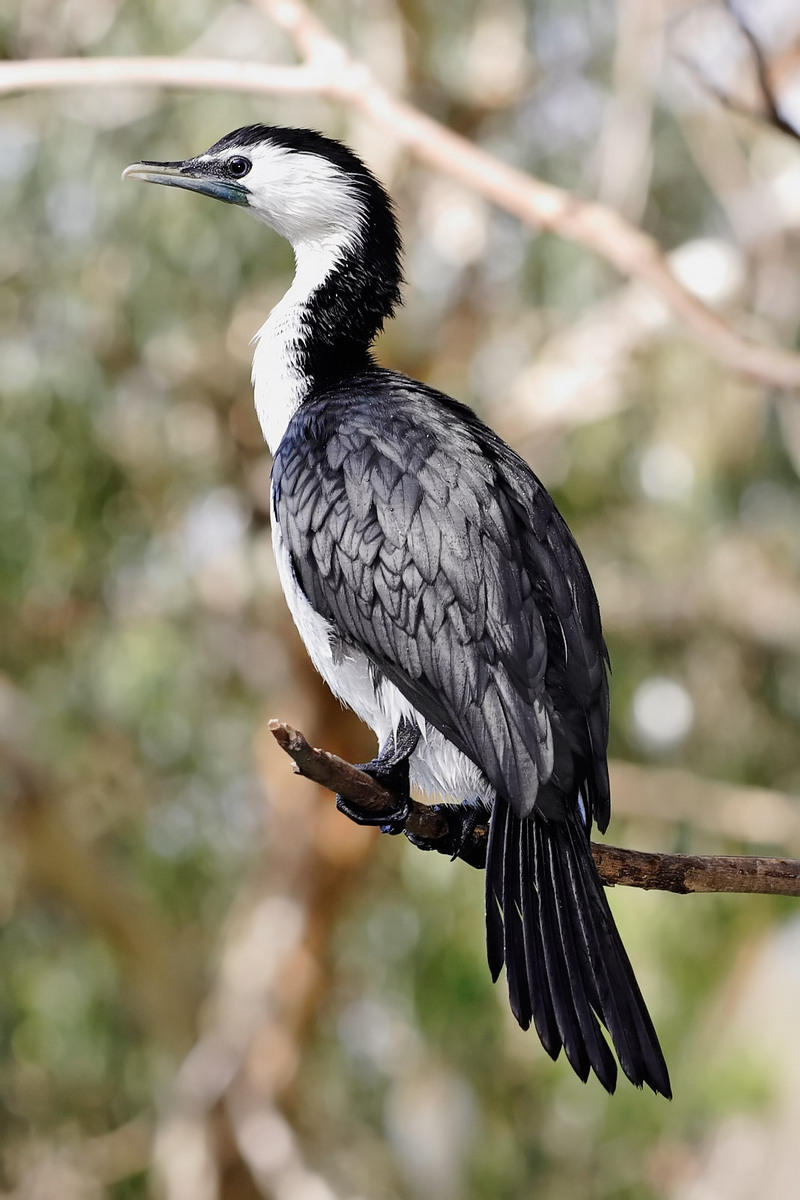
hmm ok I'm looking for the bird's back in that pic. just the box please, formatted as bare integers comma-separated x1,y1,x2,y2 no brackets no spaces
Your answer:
273,365,610,829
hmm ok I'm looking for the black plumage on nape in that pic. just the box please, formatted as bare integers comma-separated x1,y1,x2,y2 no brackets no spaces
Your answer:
206,124,403,384
125,123,671,1098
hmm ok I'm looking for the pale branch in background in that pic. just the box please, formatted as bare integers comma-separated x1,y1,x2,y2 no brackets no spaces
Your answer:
2,2,800,389
609,759,800,855
722,0,800,142
256,0,800,391
269,721,800,898
0,55,321,97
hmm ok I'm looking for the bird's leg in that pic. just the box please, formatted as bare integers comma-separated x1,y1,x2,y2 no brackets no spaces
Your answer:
336,719,420,835
404,798,491,870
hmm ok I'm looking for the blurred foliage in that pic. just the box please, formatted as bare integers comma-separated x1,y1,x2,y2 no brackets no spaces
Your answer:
2,0,800,1198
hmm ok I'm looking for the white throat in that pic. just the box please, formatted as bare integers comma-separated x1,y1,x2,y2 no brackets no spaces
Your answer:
251,226,362,456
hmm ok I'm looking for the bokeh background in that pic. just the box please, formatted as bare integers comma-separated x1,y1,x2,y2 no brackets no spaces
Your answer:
2,0,800,1197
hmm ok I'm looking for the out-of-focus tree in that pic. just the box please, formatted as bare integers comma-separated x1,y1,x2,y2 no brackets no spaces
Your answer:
2,1,800,1197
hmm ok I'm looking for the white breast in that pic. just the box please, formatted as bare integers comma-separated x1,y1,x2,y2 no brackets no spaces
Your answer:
270,503,491,804
253,210,491,805
251,300,309,456
251,229,358,456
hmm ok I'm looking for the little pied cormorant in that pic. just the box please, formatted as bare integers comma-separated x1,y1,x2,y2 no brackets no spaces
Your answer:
124,126,670,1098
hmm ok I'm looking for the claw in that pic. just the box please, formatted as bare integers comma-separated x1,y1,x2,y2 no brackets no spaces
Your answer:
450,805,482,861
404,799,491,870
335,793,410,834
335,720,419,836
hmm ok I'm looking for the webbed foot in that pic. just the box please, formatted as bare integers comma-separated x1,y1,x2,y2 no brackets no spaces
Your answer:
335,719,420,835
404,799,491,869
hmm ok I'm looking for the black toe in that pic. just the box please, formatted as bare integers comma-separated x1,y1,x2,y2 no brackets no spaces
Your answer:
335,793,410,833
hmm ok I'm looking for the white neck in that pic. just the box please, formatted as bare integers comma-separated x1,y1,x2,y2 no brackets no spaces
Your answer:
251,233,349,456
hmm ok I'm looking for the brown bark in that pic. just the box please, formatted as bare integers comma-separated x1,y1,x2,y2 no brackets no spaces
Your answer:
269,721,800,898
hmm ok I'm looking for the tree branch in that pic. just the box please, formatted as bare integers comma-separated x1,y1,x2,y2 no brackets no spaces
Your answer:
2,10,800,388
255,0,800,390
723,0,800,142
268,721,800,898
268,720,456,845
0,55,321,97
680,4,799,148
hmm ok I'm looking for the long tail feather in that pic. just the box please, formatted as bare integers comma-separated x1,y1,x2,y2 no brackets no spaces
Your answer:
486,797,507,983
519,821,561,1059
485,797,671,1097
502,808,532,1027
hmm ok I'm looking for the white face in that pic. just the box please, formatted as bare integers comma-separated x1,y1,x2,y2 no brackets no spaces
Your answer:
201,141,368,250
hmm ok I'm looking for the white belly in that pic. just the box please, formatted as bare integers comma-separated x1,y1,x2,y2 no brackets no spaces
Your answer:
251,236,489,799
271,510,491,804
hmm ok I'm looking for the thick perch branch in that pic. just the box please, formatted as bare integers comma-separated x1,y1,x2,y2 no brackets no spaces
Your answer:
268,721,800,897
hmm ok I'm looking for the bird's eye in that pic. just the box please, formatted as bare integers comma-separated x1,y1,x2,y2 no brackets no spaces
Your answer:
227,156,252,179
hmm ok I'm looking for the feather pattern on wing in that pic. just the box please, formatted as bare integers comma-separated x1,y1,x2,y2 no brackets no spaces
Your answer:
272,367,610,827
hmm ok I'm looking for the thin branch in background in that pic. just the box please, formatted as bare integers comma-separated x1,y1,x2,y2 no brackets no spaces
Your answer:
677,51,772,126
0,56,321,97
269,721,800,898
683,1,800,143
591,0,664,221
255,0,800,391
2,3,800,388
723,0,800,142
609,759,800,855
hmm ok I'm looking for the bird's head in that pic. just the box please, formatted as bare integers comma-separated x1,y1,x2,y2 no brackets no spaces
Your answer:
123,124,390,252
124,124,403,348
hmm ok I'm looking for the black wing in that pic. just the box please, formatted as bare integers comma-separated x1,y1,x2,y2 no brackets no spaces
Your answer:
273,369,610,827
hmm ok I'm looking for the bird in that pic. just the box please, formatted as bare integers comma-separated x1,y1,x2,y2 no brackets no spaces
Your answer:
124,124,670,1097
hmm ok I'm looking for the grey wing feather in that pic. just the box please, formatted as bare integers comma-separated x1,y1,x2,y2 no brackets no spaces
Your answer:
273,382,608,823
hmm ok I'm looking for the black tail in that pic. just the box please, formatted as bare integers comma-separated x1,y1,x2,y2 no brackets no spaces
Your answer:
486,796,671,1097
